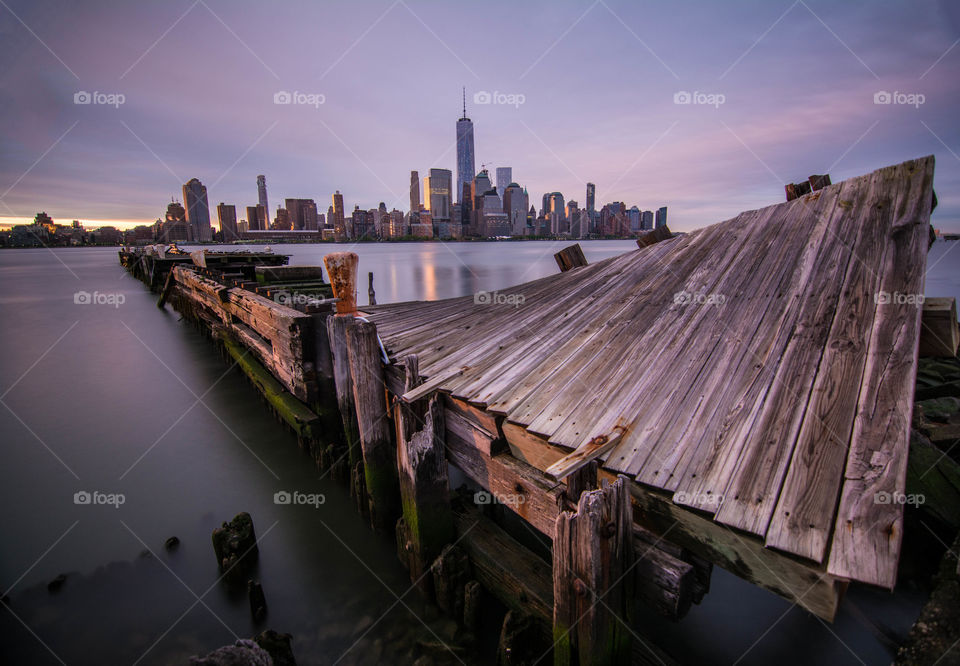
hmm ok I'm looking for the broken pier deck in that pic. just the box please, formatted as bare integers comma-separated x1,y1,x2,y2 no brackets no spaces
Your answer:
363,156,937,620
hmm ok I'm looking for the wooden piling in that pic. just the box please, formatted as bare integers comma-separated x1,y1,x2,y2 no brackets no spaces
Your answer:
157,268,175,308
323,251,358,315
346,318,400,530
554,244,588,272
636,225,672,248
553,476,633,666
368,271,376,306
327,316,362,471
396,394,454,593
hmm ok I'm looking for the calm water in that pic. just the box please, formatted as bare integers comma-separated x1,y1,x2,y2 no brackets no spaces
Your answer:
1,239,957,665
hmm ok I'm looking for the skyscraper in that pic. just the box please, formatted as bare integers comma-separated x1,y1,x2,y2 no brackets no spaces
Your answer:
495,167,512,201
641,210,654,231
548,192,565,235
423,168,452,222
456,88,475,204
245,205,265,231
410,171,420,213
216,203,238,241
503,183,528,236
586,183,596,214
285,198,319,230
332,191,346,239
655,206,668,229
257,175,270,228
182,178,212,242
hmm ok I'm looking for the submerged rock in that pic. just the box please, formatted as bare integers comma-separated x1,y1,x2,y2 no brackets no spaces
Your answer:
47,574,67,593
248,579,267,622
254,629,296,666
165,536,181,551
188,638,272,666
212,512,258,581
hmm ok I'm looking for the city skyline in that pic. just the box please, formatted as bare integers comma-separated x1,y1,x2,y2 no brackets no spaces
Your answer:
1,1,958,231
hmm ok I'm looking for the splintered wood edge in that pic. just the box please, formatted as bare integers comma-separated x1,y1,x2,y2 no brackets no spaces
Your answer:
545,431,624,480
401,367,467,403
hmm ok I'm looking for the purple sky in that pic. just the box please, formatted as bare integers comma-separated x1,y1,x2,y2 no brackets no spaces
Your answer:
1,0,958,231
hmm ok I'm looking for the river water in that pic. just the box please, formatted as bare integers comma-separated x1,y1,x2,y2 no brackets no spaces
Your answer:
1,239,957,665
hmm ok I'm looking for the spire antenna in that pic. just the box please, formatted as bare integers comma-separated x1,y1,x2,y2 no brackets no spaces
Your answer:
462,86,466,118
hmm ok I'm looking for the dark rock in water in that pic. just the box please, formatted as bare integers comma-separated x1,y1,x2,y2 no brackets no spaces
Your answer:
165,536,181,551
916,397,960,425
189,638,272,665
212,512,258,581
138,549,153,560
254,629,296,666
248,579,267,622
47,574,67,593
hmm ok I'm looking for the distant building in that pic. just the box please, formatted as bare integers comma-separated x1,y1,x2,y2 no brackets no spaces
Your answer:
257,175,270,228
548,192,565,235
182,178,212,242
409,171,420,214
655,206,668,229
285,198,318,230
456,89,475,204
628,206,641,232
495,167,512,200
586,183,596,214
246,205,266,231
503,183,528,236
272,207,292,230
352,206,375,239
472,169,493,205
641,210,654,231
600,202,627,236
332,191,346,239
159,200,190,242
216,203,239,241
424,168,452,223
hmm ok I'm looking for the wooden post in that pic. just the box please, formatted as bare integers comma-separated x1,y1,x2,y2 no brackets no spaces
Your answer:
323,251,358,315
553,476,633,666
636,225,672,248
785,180,812,201
918,297,959,357
397,394,454,593
157,268,176,308
808,173,832,191
327,316,361,471
368,271,376,306
554,244,588,272
432,544,471,619
346,319,399,530
564,460,598,505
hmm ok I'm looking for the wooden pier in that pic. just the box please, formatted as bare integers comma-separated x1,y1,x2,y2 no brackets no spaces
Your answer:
121,156,939,663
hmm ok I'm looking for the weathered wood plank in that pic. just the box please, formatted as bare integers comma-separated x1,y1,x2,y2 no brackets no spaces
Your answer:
765,164,898,562
827,155,935,588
